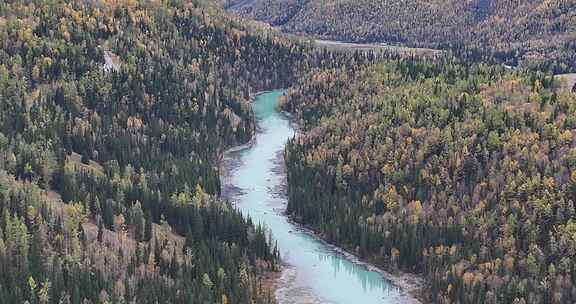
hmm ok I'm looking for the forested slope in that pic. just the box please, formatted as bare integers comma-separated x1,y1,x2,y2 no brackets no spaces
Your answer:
0,0,310,302
283,58,576,303
227,0,576,73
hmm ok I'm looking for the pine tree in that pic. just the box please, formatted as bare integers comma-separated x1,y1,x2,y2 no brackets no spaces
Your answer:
144,211,153,242
29,229,44,279
97,220,104,243
78,221,86,246
102,200,115,231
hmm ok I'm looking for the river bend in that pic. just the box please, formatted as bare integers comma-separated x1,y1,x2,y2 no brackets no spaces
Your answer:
222,91,417,304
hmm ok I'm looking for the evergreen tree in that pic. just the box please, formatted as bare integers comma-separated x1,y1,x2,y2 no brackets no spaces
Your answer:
97,221,104,243
102,200,115,231
144,211,153,242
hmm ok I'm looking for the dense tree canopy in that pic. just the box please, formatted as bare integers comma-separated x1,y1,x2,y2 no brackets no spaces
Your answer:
0,0,314,302
5,0,576,303
283,57,576,303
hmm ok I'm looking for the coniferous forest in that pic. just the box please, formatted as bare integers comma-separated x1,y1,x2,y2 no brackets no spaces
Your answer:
2,0,576,304
0,0,311,302
283,59,576,303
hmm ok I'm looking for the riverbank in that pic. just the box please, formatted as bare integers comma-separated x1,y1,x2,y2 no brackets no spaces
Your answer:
219,90,283,301
220,90,424,303
284,216,425,303
273,94,426,302
220,135,285,304
274,148,425,303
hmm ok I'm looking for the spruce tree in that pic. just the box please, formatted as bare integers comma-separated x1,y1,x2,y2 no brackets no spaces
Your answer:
144,211,153,242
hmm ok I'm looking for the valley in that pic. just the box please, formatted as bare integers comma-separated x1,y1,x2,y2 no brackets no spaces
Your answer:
222,91,421,303
1,1,575,304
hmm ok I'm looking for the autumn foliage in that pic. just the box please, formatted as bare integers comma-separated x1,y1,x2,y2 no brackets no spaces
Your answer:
284,58,576,303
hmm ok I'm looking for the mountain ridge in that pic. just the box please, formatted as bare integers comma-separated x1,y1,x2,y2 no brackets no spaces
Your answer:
227,0,576,72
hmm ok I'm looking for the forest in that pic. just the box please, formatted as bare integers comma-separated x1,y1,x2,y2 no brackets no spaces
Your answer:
283,57,576,303
3,0,576,303
227,0,576,73
0,0,313,302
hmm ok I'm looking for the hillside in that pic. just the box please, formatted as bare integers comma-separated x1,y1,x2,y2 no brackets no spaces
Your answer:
227,0,576,72
5,0,576,303
0,0,310,302
282,57,576,303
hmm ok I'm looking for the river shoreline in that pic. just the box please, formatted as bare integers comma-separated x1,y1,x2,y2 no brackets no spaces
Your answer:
219,90,424,303
219,90,284,301
283,214,425,303
271,148,425,303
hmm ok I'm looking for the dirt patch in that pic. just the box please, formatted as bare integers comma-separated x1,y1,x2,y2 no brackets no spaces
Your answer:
42,181,185,262
259,268,283,301
66,152,105,176
103,50,121,72
555,73,576,93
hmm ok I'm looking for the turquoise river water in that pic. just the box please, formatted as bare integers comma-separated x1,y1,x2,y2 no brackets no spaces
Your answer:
222,91,418,304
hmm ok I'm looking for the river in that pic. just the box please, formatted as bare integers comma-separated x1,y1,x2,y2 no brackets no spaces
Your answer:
222,91,419,304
